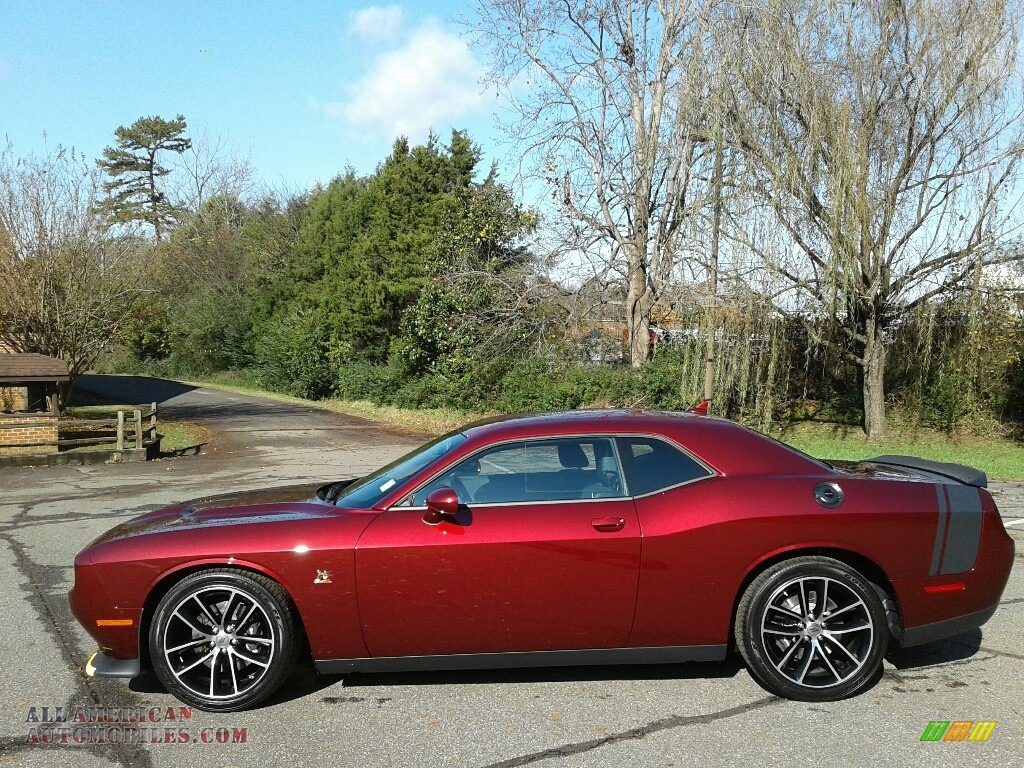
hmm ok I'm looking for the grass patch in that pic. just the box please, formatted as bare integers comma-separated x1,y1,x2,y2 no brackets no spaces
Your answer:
316,400,477,435
771,420,1024,481
156,421,211,453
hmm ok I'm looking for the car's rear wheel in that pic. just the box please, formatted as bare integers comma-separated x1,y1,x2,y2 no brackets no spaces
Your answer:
149,569,299,712
735,557,888,701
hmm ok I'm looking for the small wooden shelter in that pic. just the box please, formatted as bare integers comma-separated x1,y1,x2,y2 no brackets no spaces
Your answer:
0,353,71,455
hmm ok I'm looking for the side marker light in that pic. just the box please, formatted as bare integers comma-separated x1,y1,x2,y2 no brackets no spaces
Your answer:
924,583,966,594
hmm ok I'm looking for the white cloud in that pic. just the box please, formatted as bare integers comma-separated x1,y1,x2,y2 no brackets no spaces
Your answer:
328,21,487,142
349,5,404,42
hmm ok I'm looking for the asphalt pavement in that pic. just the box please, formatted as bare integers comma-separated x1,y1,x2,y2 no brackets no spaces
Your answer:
0,375,1020,768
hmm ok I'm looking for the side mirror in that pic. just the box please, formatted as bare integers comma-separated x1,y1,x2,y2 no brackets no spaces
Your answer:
422,487,459,525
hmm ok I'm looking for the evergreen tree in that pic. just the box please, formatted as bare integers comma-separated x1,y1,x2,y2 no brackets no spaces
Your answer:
397,175,538,379
291,131,486,363
97,115,191,240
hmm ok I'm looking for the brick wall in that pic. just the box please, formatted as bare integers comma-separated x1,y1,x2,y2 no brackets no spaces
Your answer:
0,387,30,412
0,414,58,455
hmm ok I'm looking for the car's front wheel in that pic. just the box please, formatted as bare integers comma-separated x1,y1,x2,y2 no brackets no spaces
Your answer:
735,556,888,701
149,569,299,712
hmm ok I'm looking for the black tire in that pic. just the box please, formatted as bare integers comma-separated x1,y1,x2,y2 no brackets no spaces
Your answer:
149,569,300,712
734,557,888,701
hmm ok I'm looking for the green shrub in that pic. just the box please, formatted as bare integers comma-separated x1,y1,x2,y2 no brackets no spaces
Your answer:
253,308,335,400
334,362,391,402
923,370,975,434
490,353,690,414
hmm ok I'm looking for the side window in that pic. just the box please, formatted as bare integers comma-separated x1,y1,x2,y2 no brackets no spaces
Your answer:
410,453,485,507
617,437,711,496
412,437,626,505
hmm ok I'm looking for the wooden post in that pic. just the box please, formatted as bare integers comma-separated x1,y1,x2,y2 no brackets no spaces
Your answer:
150,402,157,442
116,410,125,451
134,408,143,449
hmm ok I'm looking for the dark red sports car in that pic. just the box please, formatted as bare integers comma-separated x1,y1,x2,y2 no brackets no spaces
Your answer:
70,410,1014,711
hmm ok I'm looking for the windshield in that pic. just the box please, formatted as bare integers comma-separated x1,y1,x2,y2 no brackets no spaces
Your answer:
333,432,467,509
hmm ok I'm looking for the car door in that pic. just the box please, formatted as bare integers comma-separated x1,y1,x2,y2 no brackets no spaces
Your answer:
354,436,641,657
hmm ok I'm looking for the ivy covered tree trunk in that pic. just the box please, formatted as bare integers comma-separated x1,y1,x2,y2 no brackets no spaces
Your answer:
859,323,887,439
625,242,652,367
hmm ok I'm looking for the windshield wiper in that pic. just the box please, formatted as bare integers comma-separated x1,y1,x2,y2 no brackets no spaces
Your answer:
326,479,355,504
317,479,355,504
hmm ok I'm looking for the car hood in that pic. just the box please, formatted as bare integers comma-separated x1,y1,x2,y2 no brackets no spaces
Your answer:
182,481,334,511
84,480,356,548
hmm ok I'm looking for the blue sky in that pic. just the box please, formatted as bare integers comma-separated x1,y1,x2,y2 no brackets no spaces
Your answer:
1,1,508,190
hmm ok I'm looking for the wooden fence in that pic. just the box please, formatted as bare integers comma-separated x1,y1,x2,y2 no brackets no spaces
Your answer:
0,403,158,452
65,402,159,451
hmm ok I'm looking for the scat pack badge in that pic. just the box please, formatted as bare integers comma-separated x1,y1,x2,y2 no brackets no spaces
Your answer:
314,570,332,585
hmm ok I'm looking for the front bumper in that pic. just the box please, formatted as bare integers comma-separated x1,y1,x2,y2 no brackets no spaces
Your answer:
85,651,140,679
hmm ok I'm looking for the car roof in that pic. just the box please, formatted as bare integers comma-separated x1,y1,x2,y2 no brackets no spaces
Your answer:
460,409,712,438
455,410,830,478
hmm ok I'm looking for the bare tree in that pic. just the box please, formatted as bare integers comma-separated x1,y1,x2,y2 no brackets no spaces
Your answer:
722,0,1024,436
169,127,257,220
471,0,716,366
0,144,148,376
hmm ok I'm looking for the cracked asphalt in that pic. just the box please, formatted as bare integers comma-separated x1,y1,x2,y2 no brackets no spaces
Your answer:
0,375,1021,767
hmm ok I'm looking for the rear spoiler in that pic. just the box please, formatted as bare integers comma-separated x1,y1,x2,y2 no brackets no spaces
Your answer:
687,400,711,416
867,455,987,488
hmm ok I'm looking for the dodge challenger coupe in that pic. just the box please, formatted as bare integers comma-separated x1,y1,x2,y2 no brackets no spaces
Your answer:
70,410,1014,711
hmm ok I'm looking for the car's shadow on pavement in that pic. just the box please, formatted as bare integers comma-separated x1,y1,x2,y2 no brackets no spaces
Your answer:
331,656,746,689
124,637,985,710
126,656,747,710
127,659,341,708
885,628,982,670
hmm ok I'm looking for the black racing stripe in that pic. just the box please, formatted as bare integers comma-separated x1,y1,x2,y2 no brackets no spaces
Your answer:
940,485,983,575
930,485,949,577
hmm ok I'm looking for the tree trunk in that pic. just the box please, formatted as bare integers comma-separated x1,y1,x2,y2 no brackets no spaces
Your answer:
626,245,651,367
861,329,887,438
148,148,162,241
703,138,725,403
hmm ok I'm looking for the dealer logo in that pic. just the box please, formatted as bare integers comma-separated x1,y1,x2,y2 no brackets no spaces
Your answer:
921,721,996,742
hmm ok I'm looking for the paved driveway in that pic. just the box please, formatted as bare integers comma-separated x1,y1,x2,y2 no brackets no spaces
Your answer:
0,376,1020,767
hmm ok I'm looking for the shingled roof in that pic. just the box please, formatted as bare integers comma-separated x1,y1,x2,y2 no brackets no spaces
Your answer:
0,354,71,384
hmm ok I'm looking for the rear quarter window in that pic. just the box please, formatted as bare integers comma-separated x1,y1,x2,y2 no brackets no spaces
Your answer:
617,436,712,496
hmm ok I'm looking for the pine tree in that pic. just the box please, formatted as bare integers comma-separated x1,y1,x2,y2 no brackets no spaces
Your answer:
97,115,191,240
